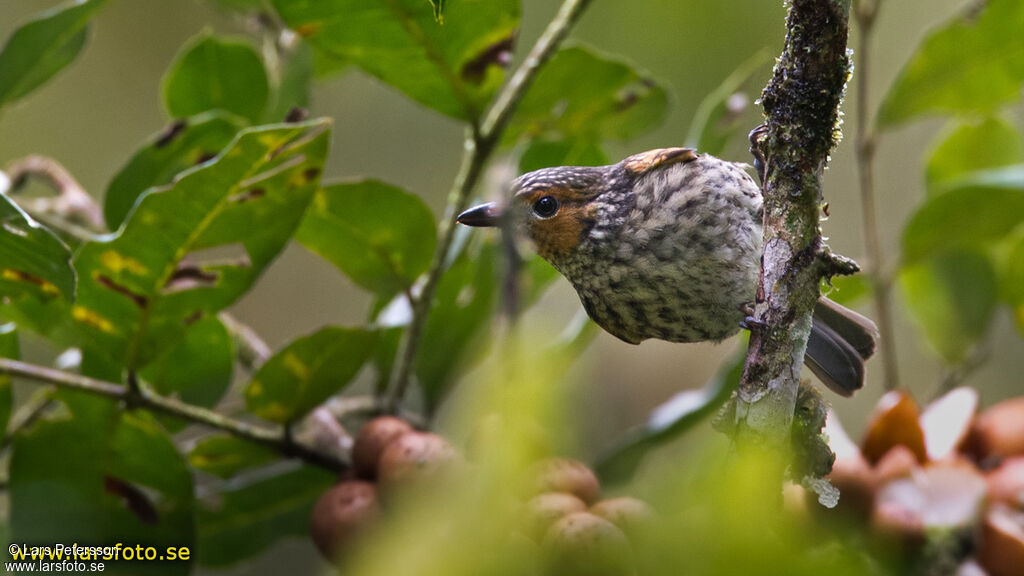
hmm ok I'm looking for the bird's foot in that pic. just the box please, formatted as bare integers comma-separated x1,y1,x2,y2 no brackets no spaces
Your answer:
739,315,767,333
748,124,768,185
737,301,756,317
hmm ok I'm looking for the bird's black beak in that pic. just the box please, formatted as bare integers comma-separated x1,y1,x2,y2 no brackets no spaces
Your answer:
456,202,502,227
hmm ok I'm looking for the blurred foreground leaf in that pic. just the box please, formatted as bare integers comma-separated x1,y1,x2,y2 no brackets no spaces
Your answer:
879,0,1024,126
162,32,269,123
105,112,245,230
0,324,17,435
245,326,377,423
594,345,744,485
197,465,334,566
900,249,998,363
903,165,1024,263
72,119,330,371
272,0,519,120
508,45,669,143
0,0,107,107
925,117,1023,194
297,180,437,297
189,435,278,479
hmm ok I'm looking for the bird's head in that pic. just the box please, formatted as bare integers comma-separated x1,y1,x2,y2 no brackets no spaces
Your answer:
457,147,697,262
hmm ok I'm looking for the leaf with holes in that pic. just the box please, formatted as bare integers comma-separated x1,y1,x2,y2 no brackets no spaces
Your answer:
903,165,1024,263
71,119,330,372
189,435,277,479
197,465,333,566
0,0,108,107
417,238,497,412
506,45,670,143
246,326,377,423
271,0,519,120
10,407,194,574
925,117,1023,194
297,180,437,297
105,112,245,230
0,191,75,302
879,0,1024,126
162,32,269,123
900,249,999,364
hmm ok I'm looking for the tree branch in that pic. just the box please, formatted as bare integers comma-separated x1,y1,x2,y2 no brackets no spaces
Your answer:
5,155,104,231
736,0,853,452
853,0,899,391
0,358,346,472
385,0,594,410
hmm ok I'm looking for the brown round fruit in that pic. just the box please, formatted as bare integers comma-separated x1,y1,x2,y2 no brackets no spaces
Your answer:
861,390,927,465
352,416,414,480
309,480,380,562
967,398,1024,463
542,512,634,576
532,459,601,505
590,497,655,536
522,492,588,541
377,431,460,493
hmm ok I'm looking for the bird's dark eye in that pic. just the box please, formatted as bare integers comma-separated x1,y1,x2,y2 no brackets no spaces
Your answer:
532,195,559,218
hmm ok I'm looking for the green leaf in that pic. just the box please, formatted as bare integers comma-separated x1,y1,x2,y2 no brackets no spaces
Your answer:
686,49,769,156
141,315,233,431
265,39,313,123
0,324,17,436
105,112,245,230
189,435,277,479
10,407,194,575
162,32,269,123
903,165,1024,263
0,0,107,107
272,0,519,120
417,238,497,412
0,191,76,300
508,45,670,143
879,0,1024,126
821,274,872,307
246,326,377,423
519,138,609,174
297,180,437,297
197,465,334,566
1001,233,1024,333
925,117,1023,194
71,119,330,372
594,344,745,485
899,250,998,363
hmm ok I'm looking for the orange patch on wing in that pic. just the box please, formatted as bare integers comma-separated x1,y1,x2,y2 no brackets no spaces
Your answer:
622,147,697,175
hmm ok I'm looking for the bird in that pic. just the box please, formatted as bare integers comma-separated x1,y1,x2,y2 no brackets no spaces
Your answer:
456,147,878,396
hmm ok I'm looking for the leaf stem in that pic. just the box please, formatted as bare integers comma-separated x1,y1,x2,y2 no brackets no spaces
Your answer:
853,0,899,391
0,358,347,472
384,0,594,411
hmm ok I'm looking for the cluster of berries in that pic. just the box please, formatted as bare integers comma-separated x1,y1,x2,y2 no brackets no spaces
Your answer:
800,389,1024,576
309,416,654,575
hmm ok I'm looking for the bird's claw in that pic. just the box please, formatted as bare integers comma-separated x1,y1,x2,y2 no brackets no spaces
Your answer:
737,301,756,317
748,124,768,185
739,315,767,333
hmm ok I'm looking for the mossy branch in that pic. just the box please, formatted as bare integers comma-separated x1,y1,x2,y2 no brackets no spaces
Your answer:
734,0,853,453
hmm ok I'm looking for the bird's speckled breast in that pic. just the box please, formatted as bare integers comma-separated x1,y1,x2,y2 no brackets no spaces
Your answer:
551,155,764,344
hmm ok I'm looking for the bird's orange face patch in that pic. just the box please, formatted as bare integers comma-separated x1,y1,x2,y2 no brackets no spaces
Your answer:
514,187,597,259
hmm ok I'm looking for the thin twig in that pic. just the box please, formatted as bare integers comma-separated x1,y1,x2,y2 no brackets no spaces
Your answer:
218,312,272,371
385,0,595,411
5,155,104,230
0,358,346,472
0,387,55,452
853,0,899,391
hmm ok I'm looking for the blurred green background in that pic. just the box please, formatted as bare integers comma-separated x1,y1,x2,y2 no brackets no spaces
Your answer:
1,0,1021,572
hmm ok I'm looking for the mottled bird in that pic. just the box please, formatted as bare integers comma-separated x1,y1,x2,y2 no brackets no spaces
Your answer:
457,147,878,395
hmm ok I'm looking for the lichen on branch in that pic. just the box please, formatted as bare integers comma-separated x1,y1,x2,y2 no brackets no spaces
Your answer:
732,0,853,453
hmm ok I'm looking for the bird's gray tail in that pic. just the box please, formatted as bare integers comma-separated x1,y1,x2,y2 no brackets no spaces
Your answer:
805,298,879,397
